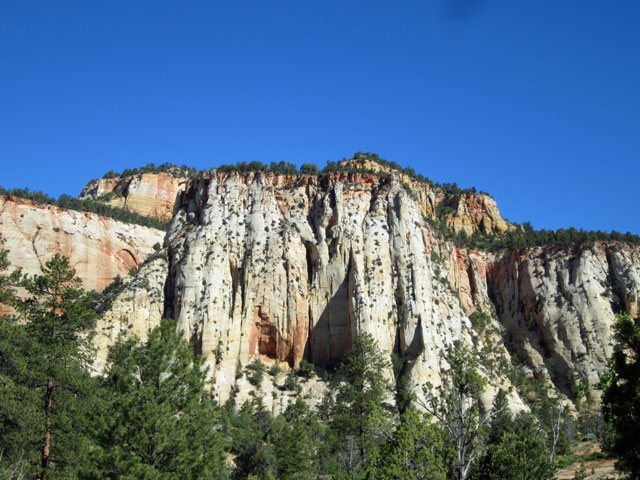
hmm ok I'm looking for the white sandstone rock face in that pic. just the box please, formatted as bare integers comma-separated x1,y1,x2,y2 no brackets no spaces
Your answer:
93,256,168,372
11,170,638,413
165,171,519,407
608,244,640,319
486,242,640,399
0,195,165,293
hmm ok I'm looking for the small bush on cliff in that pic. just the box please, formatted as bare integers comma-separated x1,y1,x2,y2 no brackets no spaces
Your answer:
469,309,491,334
284,370,298,391
297,359,315,379
246,359,266,388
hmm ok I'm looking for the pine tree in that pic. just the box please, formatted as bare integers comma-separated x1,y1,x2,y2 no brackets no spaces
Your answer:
366,407,448,480
229,397,277,480
471,413,554,480
0,236,38,477
600,313,640,478
83,319,228,479
1,254,98,479
328,332,391,476
420,341,500,480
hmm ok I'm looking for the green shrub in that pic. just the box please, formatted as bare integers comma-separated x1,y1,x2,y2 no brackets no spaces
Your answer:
297,359,315,379
246,360,266,388
284,370,298,391
469,309,491,333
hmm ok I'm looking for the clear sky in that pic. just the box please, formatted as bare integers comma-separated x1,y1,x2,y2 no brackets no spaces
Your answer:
1,1,639,234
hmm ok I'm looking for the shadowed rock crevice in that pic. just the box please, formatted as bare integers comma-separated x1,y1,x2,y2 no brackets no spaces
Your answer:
310,271,354,368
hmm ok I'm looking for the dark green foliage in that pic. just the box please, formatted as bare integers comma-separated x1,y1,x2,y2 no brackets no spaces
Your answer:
471,413,554,480
296,359,315,379
246,359,266,388
600,313,640,478
83,319,227,479
283,370,298,391
217,160,300,176
103,162,203,179
0,186,170,230
469,309,491,334
1,254,98,479
268,363,281,377
367,408,448,480
436,204,457,217
222,396,320,480
390,352,412,413
0,235,20,307
426,214,640,251
0,306,41,475
226,398,278,480
272,399,316,480
300,163,319,175
328,333,391,476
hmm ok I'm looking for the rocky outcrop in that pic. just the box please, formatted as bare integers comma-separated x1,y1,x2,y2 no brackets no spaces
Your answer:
157,169,640,408
485,242,640,398
10,165,638,412
164,171,521,407
80,173,188,222
341,157,510,235
439,194,509,235
93,256,168,372
0,195,165,293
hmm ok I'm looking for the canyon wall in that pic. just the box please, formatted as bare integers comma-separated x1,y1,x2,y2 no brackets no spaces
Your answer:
4,166,639,413
0,195,165,293
163,170,521,407
80,172,188,222
162,170,639,408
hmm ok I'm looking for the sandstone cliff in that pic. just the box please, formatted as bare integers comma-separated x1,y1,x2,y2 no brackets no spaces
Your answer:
158,169,639,409
0,195,165,293
93,255,168,372
342,157,510,235
486,242,640,399
80,172,188,222
6,165,638,413
163,170,522,408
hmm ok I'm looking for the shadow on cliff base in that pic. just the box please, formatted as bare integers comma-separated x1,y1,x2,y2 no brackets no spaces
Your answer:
304,274,354,371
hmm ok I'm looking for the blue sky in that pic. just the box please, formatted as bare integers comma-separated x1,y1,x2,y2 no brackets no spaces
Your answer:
1,1,639,233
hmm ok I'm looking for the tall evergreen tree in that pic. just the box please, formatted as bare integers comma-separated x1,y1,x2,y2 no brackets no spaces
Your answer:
228,398,277,480
471,413,554,480
366,407,448,480
600,313,640,478
83,319,228,480
0,236,36,477
328,332,391,476
272,398,316,480
1,254,98,479
421,341,499,480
